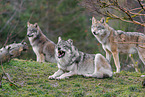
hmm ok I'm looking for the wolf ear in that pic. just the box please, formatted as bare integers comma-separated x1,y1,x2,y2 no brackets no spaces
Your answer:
58,37,62,43
27,22,30,27
100,17,105,23
67,39,73,45
21,40,24,44
92,17,97,24
34,23,38,28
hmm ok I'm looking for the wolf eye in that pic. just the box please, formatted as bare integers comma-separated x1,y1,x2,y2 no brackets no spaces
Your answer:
91,26,95,28
29,29,33,32
63,45,67,47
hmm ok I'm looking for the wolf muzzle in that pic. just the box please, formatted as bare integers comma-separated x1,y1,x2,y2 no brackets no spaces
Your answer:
57,47,65,58
93,31,99,35
27,34,34,37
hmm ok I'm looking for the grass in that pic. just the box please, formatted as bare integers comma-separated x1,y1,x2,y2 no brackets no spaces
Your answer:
0,59,145,97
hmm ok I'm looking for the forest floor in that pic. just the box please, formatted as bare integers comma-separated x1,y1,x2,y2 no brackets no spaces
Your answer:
0,59,145,97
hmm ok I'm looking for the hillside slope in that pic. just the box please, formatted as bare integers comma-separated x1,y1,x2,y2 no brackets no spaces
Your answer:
0,59,145,97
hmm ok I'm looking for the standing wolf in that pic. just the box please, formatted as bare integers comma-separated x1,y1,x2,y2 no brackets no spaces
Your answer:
91,17,145,73
48,37,113,80
27,22,56,63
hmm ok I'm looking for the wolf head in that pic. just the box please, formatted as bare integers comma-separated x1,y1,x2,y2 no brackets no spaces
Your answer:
91,17,110,43
27,22,40,38
55,37,79,66
6,41,28,58
6,41,28,52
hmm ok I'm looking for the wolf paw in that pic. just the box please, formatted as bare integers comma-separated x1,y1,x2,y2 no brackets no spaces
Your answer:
113,72,120,74
83,74,92,77
55,77,62,80
48,76,56,80
55,76,69,80
141,75,145,77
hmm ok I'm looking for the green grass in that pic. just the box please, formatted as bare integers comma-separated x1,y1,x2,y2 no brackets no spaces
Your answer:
0,59,145,97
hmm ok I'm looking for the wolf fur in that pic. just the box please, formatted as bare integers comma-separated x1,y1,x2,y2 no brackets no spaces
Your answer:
0,46,11,63
0,42,28,63
48,37,113,80
27,22,56,63
91,17,145,73
6,41,28,58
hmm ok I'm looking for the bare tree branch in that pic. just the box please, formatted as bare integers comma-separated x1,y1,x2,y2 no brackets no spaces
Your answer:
80,0,145,27
137,0,145,11
0,10,17,33
1,61,20,88
113,41,145,45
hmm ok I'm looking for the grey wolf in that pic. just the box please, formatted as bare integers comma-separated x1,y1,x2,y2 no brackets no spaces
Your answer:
91,17,145,73
0,41,28,62
48,37,113,80
27,22,56,63
6,41,28,58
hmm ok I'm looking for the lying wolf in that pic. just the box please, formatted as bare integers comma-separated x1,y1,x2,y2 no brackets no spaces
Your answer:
27,22,56,63
6,41,28,58
0,41,28,62
49,37,113,80
91,17,145,73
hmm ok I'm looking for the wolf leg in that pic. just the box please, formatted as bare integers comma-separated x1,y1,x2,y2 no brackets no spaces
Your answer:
129,54,139,72
137,48,145,65
56,71,76,80
40,54,45,62
84,72,103,78
84,54,113,78
112,52,120,73
48,69,64,79
36,53,45,62
84,65,113,78
105,50,112,62
36,53,41,62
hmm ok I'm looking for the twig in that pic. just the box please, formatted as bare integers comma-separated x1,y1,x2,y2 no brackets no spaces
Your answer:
113,0,133,21
139,45,145,49
0,10,17,33
1,61,20,88
107,11,145,27
129,54,139,72
131,12,145,16
137,0,145,11
80,0,145,27
129,6,145,11
113,41,145,45
0,73,3,88
3,33,12,47
11,11,34,40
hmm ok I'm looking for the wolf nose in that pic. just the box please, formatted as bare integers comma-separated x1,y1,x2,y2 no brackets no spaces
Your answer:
58,47,61,50
93,31,98,35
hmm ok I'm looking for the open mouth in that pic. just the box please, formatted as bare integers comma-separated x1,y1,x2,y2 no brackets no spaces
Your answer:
23,46,28,51
23,48,28,51
58,50,65,58
27,34,34,37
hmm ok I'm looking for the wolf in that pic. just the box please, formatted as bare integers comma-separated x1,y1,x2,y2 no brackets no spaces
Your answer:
91,17,145,73
27,22,56,63
48,37,113,80
6,41,28,58
0,41,28,62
